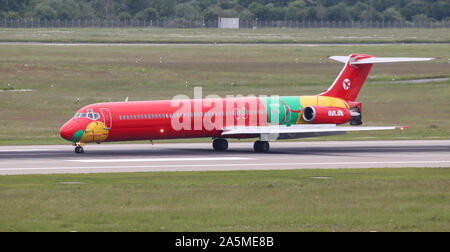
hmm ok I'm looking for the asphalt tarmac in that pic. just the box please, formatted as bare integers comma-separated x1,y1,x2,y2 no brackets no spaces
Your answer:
0,140,449,175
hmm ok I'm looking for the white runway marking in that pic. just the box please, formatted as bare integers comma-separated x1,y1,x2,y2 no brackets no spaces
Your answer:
66,157,253,163
1,160,449,173
0,149,54,152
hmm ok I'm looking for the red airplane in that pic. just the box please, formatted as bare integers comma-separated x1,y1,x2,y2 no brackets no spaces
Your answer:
60,54,433,153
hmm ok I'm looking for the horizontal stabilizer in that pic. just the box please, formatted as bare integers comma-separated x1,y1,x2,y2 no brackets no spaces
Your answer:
329,56,348,63
329,55,434,65
351,57,434,65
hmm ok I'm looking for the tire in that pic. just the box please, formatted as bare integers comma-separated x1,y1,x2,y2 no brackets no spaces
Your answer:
75,146,84,154
213,138,228,151
254,140,270,153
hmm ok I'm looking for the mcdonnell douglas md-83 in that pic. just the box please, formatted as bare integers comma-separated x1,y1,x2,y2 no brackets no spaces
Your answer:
60,54,433,153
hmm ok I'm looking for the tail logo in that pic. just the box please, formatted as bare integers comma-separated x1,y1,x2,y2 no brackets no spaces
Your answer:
343,78,351,90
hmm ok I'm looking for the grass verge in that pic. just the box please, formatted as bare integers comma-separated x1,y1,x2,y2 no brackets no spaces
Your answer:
0,28,450,43
0,168,449,231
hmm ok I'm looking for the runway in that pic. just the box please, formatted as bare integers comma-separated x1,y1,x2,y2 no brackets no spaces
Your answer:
0,140,449,175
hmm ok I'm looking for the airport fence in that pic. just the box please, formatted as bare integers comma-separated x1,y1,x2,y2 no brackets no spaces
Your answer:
1,19,450,29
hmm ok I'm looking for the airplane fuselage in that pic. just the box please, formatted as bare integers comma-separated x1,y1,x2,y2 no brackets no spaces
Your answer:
60,95,352,144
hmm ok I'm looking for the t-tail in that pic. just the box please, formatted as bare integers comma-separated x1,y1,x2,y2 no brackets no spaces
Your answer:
320,54,434,102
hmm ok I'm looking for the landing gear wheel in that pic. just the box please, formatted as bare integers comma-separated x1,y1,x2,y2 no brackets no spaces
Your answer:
75,146,84,154
213,138,228,151
254,140,270,153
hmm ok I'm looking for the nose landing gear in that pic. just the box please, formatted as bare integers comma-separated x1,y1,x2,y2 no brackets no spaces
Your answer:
75,146,84,154
74,142,85,154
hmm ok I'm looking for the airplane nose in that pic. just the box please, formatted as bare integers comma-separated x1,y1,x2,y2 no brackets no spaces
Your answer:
60,122,74,141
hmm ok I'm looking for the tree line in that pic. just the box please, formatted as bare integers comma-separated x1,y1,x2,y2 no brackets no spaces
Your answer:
1,0,449,23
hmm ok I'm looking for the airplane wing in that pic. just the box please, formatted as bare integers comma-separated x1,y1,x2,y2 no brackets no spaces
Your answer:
221,124,406,141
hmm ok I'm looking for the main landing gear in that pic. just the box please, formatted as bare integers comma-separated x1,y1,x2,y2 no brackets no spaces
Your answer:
212,138,228,151
212,138,270,153
254,140,270,153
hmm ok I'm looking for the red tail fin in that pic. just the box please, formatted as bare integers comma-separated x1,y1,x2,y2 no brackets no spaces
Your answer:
320,54,434,102
320,54,374,102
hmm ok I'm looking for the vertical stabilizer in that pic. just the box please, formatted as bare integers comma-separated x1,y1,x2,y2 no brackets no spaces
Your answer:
320,54,434,102
320,54,374,102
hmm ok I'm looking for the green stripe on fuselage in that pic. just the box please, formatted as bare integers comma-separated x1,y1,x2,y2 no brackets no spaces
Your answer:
69,130,84,142
260,96,301,126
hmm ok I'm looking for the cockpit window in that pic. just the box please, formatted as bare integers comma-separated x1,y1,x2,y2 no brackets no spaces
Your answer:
74,109,100,120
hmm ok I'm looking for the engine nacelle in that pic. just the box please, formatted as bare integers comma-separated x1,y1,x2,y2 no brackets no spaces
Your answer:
302,106,351,124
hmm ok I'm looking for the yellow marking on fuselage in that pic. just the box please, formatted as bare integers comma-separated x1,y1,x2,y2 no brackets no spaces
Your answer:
81,121,109,143
297,96,349,124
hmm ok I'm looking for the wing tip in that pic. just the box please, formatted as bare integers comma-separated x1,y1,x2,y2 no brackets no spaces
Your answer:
396,126,409,130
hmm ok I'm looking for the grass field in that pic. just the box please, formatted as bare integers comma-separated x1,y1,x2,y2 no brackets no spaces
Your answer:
1,28,450,43
0,168,448,232
0,43,449,145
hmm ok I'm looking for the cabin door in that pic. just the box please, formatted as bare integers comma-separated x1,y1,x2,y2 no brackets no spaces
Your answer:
100,108,112,130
